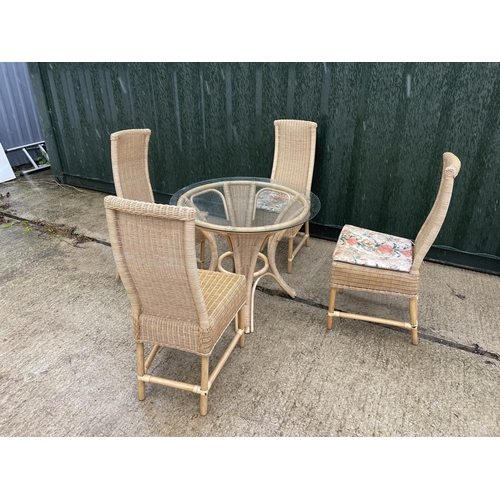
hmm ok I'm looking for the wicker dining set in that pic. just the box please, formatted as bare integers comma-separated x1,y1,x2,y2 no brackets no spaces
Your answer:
105,120,461,416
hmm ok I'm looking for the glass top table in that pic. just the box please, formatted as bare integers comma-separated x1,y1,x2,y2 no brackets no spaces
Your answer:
171,177,321,332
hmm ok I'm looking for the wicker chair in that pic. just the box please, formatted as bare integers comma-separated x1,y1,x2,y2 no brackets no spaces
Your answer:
104,196,246,416
267,119,317,273
327,152,461,345
110,129,216,277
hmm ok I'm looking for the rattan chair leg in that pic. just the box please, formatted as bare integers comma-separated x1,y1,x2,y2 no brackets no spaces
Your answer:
137,343,146,401
287,237,294,273
199,239,206,270
410,298,418,345
200,356,209,416
305,221,310,247
327,288,337,330
238,309,245,347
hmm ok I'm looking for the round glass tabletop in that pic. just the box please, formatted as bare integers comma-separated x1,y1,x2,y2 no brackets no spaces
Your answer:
170,177,321,233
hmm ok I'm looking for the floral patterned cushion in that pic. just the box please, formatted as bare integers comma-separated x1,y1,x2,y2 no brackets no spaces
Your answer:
255,189,289,213
333,224,413,272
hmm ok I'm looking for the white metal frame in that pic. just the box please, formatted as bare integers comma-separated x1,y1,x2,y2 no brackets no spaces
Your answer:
4,141,51,176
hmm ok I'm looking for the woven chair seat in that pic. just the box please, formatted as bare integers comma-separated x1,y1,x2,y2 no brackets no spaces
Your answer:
137,271,246,355
333,224,413,272
282,223,302,239
330,260,420,298
255,189,289,213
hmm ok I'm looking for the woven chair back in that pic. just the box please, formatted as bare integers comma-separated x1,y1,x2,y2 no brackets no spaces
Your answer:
110,129,154,203
271,119,317,195
104,196,209,327
223,182,257,227
412,152,461,271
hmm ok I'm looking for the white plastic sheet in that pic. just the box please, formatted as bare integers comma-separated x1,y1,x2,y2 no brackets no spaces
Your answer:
0,143,16,183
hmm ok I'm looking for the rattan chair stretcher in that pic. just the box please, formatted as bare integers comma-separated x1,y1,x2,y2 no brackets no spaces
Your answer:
266,119,317,273
110,128,217,277
104,196,246,416
327,152,461,345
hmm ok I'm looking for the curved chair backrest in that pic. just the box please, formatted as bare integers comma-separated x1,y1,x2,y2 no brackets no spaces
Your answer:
110,129,154,203
271,120,317,195
412,152,461,272
104,196,210,329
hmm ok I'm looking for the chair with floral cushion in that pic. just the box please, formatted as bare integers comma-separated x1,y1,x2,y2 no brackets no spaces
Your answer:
327,152,461,345
266,119,317,274
110,129,217,278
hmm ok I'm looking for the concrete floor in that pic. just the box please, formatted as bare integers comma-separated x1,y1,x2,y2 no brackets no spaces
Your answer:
1,168,499,437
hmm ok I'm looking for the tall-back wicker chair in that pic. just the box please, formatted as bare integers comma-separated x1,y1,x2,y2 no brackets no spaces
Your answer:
327,152,461,345
268,119,317,273
110,129,215,275
104,196,246,416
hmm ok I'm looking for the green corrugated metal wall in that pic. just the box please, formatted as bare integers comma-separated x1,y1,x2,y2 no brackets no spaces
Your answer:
28,62,500,274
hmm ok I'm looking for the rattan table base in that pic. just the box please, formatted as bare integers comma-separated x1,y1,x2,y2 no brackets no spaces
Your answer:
217,229,295,332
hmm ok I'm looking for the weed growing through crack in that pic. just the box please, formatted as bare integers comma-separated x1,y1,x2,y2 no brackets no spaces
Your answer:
30,220,92,246
1,189,90,245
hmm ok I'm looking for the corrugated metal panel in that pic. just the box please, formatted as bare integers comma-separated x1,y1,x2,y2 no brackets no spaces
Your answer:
28,62,500,269
0,62,44,167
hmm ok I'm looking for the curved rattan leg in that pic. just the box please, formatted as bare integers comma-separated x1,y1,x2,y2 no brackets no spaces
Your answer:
226,231,281,332
410,298,418,345
137,343,146,401
267,232,296,298
225,235,235,272
305,220,310,247
200,356,209,416
259,234,270,252
327,288,337,330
